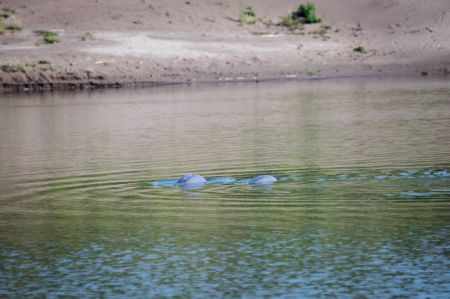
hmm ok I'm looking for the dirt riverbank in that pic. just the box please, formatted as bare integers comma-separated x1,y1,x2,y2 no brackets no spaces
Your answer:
0,0,449,92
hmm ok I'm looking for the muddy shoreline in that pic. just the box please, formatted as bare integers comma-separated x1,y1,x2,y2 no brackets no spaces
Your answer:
1,0,449,93
1,70,443,94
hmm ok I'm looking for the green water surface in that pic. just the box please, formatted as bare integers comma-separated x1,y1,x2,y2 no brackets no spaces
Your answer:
0,78,449,298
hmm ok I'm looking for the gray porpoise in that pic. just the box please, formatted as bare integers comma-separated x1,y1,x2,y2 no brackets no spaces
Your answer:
177,173,207,185
249,175,277,185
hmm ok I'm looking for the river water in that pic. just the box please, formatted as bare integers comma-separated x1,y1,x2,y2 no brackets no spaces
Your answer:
1,78,449,298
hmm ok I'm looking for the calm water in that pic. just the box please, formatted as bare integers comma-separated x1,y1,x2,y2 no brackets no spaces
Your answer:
1,78,449,298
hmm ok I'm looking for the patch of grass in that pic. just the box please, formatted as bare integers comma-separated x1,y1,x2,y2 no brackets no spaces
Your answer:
294,2,321,24
245,18,257,25
308,29,324,36
1,63,25,72
250,31,277,36
0,8,15,19
217,0,230,7
261,17,274,26
239,3,257,25
80,32,93,41
281,14,305,30
238,2,245,24
309,25,330,37
37,60,54,71
4,21,22,31
38,60,52,65
1,8,23,33
353,45,367,54
281,15,295,28
34,30,60,44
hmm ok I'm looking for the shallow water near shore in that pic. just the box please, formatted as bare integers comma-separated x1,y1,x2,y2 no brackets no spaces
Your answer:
1,78,449,297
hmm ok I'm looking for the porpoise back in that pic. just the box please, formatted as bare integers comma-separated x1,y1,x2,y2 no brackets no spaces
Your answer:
249,175,277,185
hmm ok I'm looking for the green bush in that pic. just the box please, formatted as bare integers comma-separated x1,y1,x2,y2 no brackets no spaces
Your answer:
239,3,257,25
281,2,321,29
34,30,60,44
294,3,321,24
80,32,93,41
0,21,4,34
353,45,367,54
244,6,256,17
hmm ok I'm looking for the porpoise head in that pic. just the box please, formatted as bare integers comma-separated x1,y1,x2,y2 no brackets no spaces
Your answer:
177,173,207,185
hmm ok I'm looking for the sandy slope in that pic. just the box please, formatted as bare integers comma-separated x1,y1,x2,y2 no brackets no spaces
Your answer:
0,0,449,91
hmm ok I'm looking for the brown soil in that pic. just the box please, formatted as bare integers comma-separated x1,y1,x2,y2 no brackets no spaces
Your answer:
0,0,449,91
